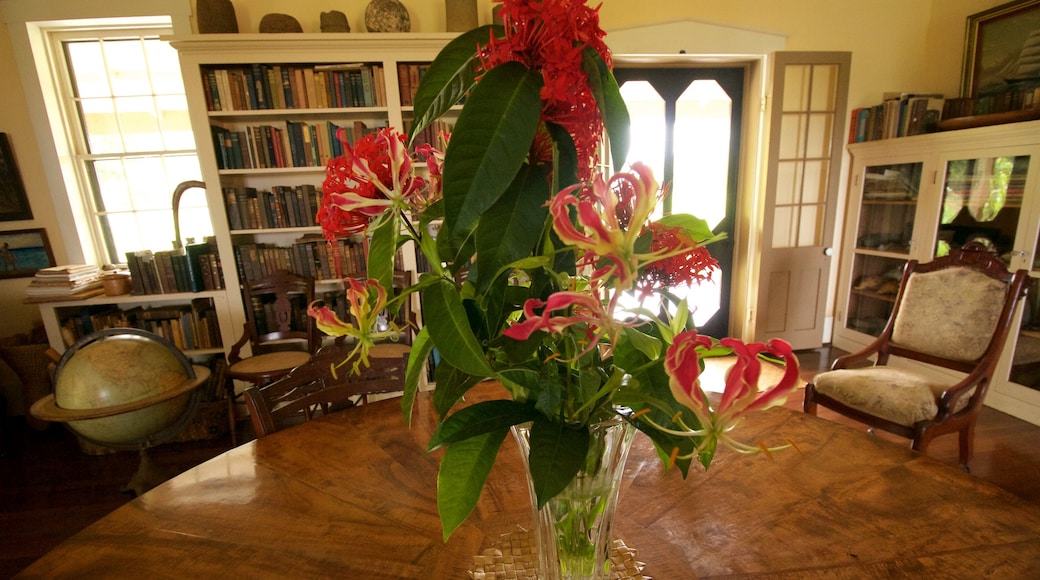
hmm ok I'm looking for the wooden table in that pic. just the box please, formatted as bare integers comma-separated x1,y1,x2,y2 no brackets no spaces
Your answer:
17,384,1040,578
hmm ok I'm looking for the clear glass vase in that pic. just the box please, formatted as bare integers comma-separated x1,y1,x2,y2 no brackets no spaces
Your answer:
511,415,636,580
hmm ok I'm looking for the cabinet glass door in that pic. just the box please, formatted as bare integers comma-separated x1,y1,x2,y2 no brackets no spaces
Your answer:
845,162,923,336
934,154,1030,262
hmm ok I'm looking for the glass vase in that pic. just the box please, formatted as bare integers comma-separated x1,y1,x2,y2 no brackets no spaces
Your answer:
511,415,636,580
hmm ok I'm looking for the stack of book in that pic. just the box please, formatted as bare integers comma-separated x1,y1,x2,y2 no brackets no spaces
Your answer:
25,264,101,298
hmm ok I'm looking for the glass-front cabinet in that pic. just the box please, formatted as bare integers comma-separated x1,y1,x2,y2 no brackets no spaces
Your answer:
845,161,924,336
835,120,1040,426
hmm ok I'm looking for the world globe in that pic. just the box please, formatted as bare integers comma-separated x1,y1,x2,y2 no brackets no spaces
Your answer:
31,328,211,447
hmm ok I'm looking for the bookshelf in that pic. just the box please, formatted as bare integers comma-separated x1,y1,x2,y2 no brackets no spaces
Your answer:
167,33,458,359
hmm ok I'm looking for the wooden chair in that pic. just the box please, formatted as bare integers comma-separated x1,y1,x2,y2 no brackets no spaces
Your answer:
226,270,318,443
804,242,1029,469
243,345,408,438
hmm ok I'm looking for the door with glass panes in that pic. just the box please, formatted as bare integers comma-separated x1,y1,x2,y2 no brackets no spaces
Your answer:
612,67,743,339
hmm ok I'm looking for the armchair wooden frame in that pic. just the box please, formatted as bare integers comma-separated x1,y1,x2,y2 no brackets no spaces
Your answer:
804,242,1029,468
244,346,408,438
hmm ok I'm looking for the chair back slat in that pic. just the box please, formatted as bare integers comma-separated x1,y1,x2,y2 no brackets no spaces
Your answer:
244,346,408,438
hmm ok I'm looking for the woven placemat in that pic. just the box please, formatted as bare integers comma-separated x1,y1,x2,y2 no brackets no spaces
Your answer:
469,526,650,579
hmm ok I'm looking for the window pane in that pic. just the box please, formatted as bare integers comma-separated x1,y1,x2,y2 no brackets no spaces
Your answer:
80,99,123,154
156,95,195,149
776,161,802,205
91,159,132,212
809,64,838,111
778,113,807,159
773,206,796,248
782,65,810,111
145,40,185,95
65,42,109,98
117,96,164,152
674,80,730,229
104,39,152,97
124,157,176,210
618,80,665,190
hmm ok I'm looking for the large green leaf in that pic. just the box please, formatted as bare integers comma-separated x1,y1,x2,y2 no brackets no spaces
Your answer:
432,362,481,419
657,213,722,244
583,48,630,172
367,213,399,292
427,400,538,451
438,428,509,540
424,278,494,377
443,62,543,244
401,325,434,426
410,26,501,143
528,416,590,508
474,163,551,294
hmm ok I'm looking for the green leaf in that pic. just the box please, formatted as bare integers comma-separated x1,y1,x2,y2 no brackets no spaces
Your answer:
438,428,509,541
410,26,501,142
367,213,399,292
432,362,481,419
657,213,722,244
528,416,590,508
428,400,538,451
401,325,434,426
423,278,494,378
443,62,543,244
474,163,551,294
583,49,630,172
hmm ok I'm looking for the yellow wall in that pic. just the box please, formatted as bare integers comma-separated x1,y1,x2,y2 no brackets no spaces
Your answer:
0,0,1012,339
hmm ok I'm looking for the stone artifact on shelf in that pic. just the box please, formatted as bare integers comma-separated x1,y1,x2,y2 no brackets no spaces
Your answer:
320,10,350,32
259,13,304,33
196,0,238,33
365,0,410,32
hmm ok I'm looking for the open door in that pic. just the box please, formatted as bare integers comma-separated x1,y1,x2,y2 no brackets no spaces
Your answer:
754,52,850,349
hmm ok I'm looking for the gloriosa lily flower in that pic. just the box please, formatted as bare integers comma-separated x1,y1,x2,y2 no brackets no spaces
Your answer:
318,127,427,241
659,330,801,459
550,162,665,290
501,289,619,358
307,278,402,374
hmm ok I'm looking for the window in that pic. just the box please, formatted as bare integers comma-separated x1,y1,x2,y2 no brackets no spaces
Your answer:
54,27,210,264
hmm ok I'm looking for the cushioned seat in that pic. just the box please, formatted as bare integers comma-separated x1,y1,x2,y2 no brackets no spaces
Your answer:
804,242,1029,469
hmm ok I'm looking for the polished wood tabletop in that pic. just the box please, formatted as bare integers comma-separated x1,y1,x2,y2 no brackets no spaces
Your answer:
17,383,1040,578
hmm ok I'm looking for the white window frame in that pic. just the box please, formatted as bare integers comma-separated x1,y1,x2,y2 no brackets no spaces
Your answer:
1,0,193,265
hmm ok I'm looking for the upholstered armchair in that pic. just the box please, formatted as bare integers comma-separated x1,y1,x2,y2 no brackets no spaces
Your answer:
804,242,1029,469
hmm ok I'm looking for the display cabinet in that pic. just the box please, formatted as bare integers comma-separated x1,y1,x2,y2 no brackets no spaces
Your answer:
834,119,1040,425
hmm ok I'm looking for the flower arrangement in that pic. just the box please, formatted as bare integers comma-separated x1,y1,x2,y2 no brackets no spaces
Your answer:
310,0,801,555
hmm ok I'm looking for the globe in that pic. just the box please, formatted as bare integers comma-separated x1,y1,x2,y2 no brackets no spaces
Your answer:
31,329,210,447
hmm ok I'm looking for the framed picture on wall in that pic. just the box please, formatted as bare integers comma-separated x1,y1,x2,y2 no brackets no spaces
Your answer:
0,133,33,222
0,228,55,279
962,0,1040,98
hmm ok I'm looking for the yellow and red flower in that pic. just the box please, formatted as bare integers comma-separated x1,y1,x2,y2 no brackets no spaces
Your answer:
318,127,428,241
307,278,402,374
662,331,801,457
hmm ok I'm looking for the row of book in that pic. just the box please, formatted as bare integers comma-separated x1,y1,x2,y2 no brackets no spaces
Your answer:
224,185,321,231
406,117,454,153
211,119,378,170
59,298,222,352
233,236,369,283
201,63,387,112
397,62,430,107
942,82,1040,120
848,93,945,143
125,243,225,295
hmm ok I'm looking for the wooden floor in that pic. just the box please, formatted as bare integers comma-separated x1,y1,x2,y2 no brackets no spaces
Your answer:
2,346,1040,578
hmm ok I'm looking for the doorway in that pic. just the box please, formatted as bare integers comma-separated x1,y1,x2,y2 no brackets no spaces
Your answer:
613,67,744,339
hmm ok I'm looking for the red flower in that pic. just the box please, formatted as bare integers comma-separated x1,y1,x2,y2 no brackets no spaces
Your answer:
479,0,611,180
318,127,427,242
636,223,719,298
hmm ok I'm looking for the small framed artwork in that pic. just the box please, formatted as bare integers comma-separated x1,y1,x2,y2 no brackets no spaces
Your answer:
0,228,56,279
0,133,33,222
962,0,1040,98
